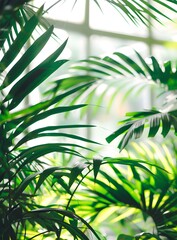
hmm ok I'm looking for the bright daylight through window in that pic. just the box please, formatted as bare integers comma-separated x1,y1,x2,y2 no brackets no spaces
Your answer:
33,0,177,142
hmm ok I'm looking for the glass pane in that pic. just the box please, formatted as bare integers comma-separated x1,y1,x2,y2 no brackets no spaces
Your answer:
33,0,86,23
89,1,147,37
89,37,151,142
67,32,87,60
152,1,177,41
90,36,148,57
153,44,177,61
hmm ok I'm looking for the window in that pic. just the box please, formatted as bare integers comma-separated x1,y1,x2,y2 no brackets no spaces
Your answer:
32,0,177,142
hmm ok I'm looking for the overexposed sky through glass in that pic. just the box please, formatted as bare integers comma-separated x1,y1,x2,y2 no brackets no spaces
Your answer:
33,0,85,23
89,0,147,37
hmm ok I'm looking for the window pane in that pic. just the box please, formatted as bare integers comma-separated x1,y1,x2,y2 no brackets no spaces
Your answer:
153,44,177,61
33,0,86,23
67,32,87,59
89,1,147,36
90,36,148,57
152,1,177,41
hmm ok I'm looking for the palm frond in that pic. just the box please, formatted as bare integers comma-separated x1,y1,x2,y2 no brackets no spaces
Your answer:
90,0,177,25
0,1,53,52
58,51,177,148
0,11,96,155
56,51,177,112
0,6,101,239
0,2,36,49
69,144,177,239
73,51,177,90
106,110,177,150
24,207,102,240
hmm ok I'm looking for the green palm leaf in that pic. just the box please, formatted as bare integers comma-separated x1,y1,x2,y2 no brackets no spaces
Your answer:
63,51,177,148
88,0,177,25
63,51,177,109
76,52,177,91
56,52,175,122
13,122,96,148
0,4,101,239
106,110,177,150
69,143,177,239
24,208,102,239
2,25,54,88
0,12,41,73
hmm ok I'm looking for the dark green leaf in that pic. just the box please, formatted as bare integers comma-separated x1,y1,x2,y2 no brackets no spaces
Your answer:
161,113,171,137
13,172,39,200
12,104,87,138
148,114,161,137
151,56,164,82
2,25,54,88
69,165,85,188
0,13,40,73
6,60,68,110
106,111,177,150
117,234,134,240
93,158,102,181
106,122,133,143
35,167,61,193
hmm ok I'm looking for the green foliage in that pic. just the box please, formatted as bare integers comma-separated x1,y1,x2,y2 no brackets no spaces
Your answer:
47,1,177,239
0,2,99,239
1,0,177,239
102,52,177,149
88,0,177,25
106,110,177,151
64,51,177,149
68,141,177,239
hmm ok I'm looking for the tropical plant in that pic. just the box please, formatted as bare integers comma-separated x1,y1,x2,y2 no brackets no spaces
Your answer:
0,1,100,239
46,0,177,239
68,140,177,239
65,51,177,150
1,0,177,239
